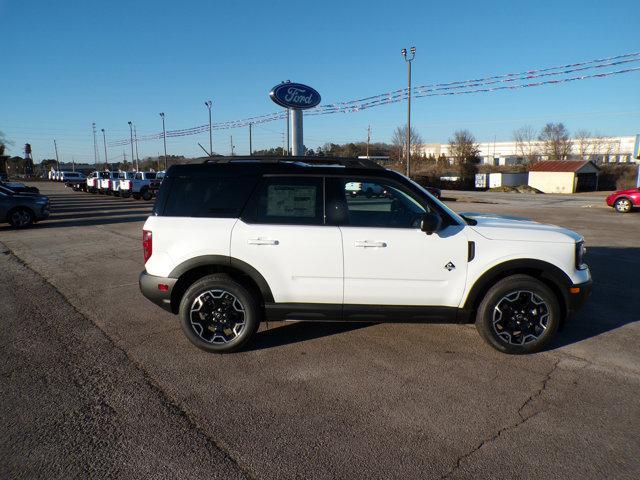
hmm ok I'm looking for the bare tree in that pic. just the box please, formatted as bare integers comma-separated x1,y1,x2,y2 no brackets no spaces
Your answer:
512,125,539,163
391,125,423,161
574,129,592,157
590,134,615,161
0,130,11,157
538,123,573,160
449,130,480,183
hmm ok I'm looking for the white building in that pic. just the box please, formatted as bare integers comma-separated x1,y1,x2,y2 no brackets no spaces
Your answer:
418,135,639,166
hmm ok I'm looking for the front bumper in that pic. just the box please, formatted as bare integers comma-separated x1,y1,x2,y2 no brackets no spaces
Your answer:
567,279,593,316
36,205,50,220
139,270,178,313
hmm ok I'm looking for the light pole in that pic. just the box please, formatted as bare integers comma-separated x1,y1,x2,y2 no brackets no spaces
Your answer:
133,124,139,169
401,46,416,177
249,123,253,155
92,122,99,169
205,100,213,156
159,112,167,170
127,121,136,171
53,139,60,170
101,128,108,169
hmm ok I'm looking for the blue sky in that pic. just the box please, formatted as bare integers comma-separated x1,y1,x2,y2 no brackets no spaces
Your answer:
1,0,639,163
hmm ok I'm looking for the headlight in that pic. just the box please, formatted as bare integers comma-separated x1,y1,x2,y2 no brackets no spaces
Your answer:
575,241,587,270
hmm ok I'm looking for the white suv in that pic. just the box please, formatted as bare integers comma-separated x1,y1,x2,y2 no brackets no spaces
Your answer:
140,157,592,354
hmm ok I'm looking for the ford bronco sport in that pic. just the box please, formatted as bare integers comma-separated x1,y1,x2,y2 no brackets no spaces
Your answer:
139,157,592,354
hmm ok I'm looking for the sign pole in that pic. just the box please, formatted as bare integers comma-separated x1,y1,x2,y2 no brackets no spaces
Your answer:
291,109,303,156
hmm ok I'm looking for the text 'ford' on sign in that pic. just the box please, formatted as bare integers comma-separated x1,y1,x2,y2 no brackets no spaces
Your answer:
269,83,321,110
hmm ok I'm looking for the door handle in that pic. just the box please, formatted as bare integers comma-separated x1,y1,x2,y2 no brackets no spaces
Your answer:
355,240,387,248
248,238,279,245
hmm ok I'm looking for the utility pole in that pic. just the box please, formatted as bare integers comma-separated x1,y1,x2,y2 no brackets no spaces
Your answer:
72,156,75,172
401,46,416,177
133,125,139,170
230,136,234,156
92,122,99,169
205,100,213,155
128,121,135,171
101,128,108,169
53,139,60,170
159,113,167,170
366,125,371,157
249,123,253,156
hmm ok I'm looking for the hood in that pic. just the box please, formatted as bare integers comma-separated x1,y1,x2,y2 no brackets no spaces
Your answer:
462,212,582,244
612,188,639,196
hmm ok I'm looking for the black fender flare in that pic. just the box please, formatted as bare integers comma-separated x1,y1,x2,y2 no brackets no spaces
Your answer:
462,258,572,316
169,255,274,303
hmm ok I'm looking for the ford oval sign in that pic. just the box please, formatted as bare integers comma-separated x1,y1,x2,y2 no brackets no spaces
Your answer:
269,82,321,109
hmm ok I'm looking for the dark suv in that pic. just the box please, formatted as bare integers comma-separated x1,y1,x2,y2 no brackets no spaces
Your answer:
0,185,50,228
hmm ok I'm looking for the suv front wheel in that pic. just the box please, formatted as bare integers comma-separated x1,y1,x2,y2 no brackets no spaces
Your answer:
475,274,560,354
179,274,260,353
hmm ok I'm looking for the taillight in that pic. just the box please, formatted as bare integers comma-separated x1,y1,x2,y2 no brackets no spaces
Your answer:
142,230,152,263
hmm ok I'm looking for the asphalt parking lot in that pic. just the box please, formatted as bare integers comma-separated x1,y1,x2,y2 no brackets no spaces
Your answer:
2,182,639,479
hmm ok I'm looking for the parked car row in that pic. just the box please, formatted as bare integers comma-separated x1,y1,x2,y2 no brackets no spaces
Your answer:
50,171,87,182
67,170,165,200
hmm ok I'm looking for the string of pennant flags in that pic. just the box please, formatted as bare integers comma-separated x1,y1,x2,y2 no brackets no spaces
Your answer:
108,52,640,147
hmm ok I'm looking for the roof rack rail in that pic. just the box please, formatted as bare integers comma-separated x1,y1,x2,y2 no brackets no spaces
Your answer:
203,156,384,169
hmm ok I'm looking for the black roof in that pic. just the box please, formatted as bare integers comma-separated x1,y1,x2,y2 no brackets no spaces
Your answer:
167,156,397,178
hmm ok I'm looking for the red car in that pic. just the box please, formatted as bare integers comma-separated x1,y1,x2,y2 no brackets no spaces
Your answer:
606,187,640,213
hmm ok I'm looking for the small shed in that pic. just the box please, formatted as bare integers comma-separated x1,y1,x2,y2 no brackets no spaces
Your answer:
528,160,600,193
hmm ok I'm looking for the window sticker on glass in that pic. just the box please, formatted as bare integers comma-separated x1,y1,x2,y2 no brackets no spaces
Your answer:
266,185,316,218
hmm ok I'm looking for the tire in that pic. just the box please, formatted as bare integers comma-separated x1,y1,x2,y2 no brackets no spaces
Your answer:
475,274,560,354
132,193,141,200
614,197,632,213
179,274,260,353
7,208,34,229
141,188,153,201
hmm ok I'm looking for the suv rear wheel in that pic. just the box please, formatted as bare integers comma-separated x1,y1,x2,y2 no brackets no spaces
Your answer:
8,208,34,228
475,274,560,354
179,274,260,353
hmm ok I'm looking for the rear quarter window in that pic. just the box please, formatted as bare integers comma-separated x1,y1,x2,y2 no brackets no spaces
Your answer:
162,176,258,218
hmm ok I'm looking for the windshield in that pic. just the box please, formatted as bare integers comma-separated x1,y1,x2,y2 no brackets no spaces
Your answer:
405,177,465,225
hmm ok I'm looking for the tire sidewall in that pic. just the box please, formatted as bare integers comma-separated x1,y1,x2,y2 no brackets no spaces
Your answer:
476,275,560,354
615,198,631,213
8,208,34,228
179,275,259,353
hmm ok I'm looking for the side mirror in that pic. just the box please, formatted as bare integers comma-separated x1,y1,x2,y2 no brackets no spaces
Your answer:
420,212,442,235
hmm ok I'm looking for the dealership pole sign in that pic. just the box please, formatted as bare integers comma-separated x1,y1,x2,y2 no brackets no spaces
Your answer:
269,82,321,156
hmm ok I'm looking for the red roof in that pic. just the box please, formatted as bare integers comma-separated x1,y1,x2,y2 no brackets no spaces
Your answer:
529,160,598,172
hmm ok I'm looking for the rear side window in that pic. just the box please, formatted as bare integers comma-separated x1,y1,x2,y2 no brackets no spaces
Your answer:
163,176,257,218
146,173,157,180
244,176,323,225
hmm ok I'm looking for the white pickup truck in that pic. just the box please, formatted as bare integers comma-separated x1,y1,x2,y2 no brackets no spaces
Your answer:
120,171,161,200
109,171,136,196
86,171,110,193
97,171,122,195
